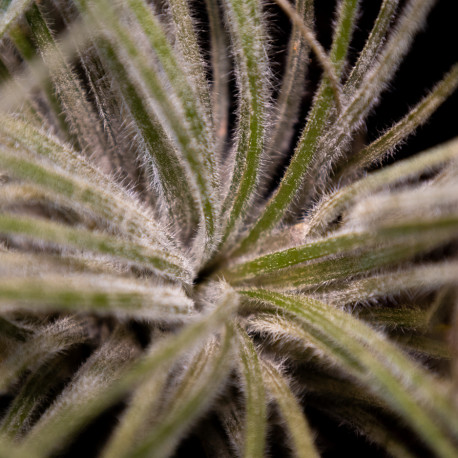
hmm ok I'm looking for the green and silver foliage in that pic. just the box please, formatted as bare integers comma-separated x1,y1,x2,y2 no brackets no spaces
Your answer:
0,0,457,456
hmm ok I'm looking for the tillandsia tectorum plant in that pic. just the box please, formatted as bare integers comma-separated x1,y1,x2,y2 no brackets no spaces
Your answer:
0,0,457,456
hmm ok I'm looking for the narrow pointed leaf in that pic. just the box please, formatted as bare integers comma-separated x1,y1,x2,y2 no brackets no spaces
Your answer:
309,0,436,193
167,0,213,125
343,0,399,95
0,317,91,390
127,328,235,458
236,0,359,253
0,213,191,283
86,0,220,252
14,287,239,458
261,359,319,458
308,137,458,235
341,63,458,175
25,3,105,155
237,236,449,290
235,324,267,458
0,117,183,253
224,213,458,283
322,262,458,305
0,274,194,320
205,0,230,159
219,0,268,247
240,290,458,458
264,0,312,159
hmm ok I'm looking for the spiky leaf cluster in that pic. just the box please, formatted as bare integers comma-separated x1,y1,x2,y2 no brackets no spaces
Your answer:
0,0,457,456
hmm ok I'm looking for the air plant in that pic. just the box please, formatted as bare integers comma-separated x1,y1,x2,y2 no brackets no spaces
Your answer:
0,0,457,456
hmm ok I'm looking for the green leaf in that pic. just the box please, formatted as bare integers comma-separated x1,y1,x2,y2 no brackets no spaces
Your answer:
167,0,213,126
308,0,436,195
261,359,319,458
14,287,239,458
357,306,431,331
322,262,458,305
240,290,458,458
205,0,230,158
343,0,399,95
235,324,267,458
127,328,235,458
220,0,268,248
0,354,70,438
0,317,91,390
25,3,106,155
264,0,313,160
86,0,221,253
235,0,359,254
0,274,194,320
340,63,458,176
235,237,447,291
224,212,458,283
308,137,458,235
0,213,191,283
0,118,184,254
